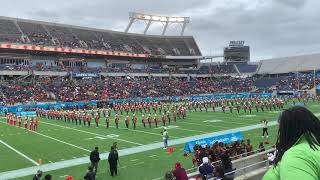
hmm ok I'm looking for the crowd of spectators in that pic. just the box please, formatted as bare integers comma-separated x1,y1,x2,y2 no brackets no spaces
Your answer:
0,19,201,56
0,63,239,74
165,139,268,180
0,76,258,105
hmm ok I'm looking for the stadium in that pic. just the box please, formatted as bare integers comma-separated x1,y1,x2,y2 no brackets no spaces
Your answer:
0,3,320,180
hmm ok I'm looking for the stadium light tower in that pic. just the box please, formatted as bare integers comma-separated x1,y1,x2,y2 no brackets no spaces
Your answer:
125,12,190,36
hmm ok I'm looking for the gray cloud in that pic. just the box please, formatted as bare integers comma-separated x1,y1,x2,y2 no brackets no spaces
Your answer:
0,0,319,60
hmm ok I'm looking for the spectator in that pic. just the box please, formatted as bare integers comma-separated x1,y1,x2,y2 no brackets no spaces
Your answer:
164,171,174,180
199,157,214,179
89,147,100,174
44,174,52,180
220,153,233,174
84,166,95,180
108,146,118,177
259,142,265,152
214,166,227,180
172,162,188,180
32,170,42,180
263,106,320,180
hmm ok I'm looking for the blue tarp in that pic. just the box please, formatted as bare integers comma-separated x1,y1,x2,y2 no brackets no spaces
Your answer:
184,131,244,153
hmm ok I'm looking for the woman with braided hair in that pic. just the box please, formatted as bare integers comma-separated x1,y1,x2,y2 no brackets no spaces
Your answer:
263,106,320,180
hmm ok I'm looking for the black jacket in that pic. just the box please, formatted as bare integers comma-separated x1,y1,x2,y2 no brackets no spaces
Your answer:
108,150,118,166
84,171,95,180
199,163,214,177
90,150,100,163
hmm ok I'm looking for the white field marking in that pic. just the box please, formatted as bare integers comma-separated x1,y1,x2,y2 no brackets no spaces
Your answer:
119,166,127,169
133,162,144,166
175,127,208,133
130,159,139,162
109,125,180,139
203,120,222,123
60,159,64,160
178,121,229,129
239,115,257,118
0,139,39,166
31,131,91,152
154,125,179,130
268,111,281,114
149,155,157,158
40,121,143,146
59,175,68,178
0,120,90,152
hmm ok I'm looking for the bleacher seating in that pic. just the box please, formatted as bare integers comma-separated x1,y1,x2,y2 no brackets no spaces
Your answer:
236,64,258,73
254,77,283,88
0,17,201,56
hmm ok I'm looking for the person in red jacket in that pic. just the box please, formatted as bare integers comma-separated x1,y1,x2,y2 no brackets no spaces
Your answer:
172,162,188,180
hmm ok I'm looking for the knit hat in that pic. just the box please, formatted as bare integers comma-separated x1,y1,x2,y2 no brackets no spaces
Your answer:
175,162,181,168
202,157,209,164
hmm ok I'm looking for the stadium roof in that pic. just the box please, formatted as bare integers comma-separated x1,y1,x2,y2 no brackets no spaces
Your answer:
257,53,320,74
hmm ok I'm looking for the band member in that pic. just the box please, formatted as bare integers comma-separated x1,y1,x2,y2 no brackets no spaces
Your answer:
103,107,106,117
132,114,137,129
148,114,152,128
229,106,233,113
154,114,158,128
29,120,34,131
125,116,130,129
115,114,119,129
167,113,171,125
24,117,28,130
87,114,91,127
34,116,39,131
222,105,225,113
162,113,166,126
106,115,110,129
237,105,241,114
95,115,99,128
141,115,146,128
18,116,22,127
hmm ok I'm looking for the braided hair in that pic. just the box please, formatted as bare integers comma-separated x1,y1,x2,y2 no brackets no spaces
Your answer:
274,106,320,166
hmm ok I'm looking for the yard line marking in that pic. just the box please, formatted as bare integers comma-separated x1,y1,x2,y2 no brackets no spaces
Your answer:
31,131,90,152
0,139,39,166
178,121,230,129
0,120,90,152
130,159,139,162
40,121,143,146
0,120,280,179
149,155,157,158
176,127,208,133
109,125,180,138
133,162,144,166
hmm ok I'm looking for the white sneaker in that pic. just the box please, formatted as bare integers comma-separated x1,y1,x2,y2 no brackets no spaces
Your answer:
163,147,167,149
267,136,269,138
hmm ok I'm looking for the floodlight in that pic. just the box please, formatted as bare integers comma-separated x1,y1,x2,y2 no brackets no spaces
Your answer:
125,12,190,35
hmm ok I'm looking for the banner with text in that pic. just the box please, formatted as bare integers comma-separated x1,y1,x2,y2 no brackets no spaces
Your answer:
184,132,243,153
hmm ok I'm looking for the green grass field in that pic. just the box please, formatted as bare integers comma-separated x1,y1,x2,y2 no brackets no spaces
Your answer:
1,100,319,180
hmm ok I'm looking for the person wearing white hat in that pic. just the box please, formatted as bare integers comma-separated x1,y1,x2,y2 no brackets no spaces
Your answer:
199,157,214,179
162,127,169,149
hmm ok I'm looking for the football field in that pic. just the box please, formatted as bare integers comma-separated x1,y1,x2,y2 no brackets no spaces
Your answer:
1,100,319,180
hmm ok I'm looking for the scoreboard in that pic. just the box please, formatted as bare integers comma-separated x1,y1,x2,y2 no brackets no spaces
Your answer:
224,41,250,63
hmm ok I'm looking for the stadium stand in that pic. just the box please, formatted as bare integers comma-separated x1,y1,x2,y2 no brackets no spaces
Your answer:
0,17,201,56
235,64,258,73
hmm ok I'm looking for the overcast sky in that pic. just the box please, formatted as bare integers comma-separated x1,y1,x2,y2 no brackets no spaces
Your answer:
1,0,320,60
